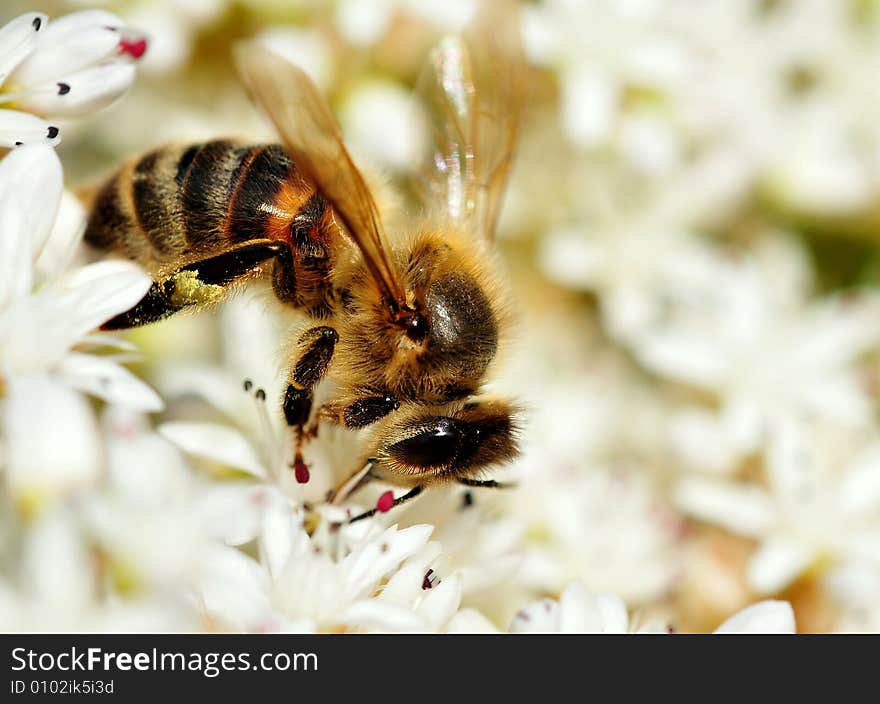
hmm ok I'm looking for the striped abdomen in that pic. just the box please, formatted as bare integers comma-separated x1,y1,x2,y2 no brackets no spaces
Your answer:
84,140,316,273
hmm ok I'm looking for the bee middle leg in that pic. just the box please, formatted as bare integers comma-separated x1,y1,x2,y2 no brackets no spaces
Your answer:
283,325,339,463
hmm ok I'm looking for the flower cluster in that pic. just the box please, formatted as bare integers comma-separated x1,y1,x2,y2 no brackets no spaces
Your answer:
6,1,880,634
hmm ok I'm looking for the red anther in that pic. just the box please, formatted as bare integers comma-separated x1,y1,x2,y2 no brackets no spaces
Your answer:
294,462,310,484
376,491,394,513
118,38,147,59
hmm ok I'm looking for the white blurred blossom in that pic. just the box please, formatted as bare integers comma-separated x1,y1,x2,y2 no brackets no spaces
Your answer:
510,581,795,634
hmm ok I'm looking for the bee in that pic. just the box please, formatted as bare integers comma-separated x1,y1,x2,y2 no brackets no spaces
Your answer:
83,3,525,521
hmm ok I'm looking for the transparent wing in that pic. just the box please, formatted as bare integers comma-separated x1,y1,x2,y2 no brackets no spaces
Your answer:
236,43,407,309
415,1,525,242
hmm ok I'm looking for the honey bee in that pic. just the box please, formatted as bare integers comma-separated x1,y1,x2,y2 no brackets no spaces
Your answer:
83,3,525,521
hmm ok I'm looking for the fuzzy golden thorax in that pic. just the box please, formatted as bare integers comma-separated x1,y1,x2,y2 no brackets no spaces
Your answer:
331,227,508,404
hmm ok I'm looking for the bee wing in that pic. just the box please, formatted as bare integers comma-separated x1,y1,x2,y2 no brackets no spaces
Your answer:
415,1,525,242
236,43,407,308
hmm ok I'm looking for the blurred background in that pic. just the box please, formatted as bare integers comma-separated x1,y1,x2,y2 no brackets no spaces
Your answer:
4,0,880,633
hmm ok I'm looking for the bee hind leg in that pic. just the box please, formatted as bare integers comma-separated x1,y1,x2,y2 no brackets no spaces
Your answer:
101,241,285,330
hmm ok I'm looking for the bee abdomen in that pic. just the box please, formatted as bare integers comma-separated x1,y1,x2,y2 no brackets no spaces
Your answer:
85,140,305,272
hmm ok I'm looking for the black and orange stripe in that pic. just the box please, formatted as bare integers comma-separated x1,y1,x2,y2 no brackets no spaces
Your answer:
83,140,318,271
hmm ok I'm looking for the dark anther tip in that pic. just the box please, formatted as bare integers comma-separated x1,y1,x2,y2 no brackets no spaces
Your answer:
32,17,41,31
46,126,59,139
57,82,70,95
242,379,253,392
255,388,266,401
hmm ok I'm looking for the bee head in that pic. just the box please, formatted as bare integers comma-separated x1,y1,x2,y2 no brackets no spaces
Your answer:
337,229,506,402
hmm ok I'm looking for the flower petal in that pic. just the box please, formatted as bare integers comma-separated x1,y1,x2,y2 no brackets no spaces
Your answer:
445,608,501,634
673,477,774,538
714,600,796,634
57,352,164,412
0,142,62,266
748,537,813,594
0,12,46,85
12,11,124,86
342,524,433,601
2,375,101,508
415,573,462,632
0,109,60,147
158,421,267,478
341,600,426,633
21,63,135,118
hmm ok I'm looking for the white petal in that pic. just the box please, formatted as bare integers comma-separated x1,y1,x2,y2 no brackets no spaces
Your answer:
0,189,31,306
509,598,561,633
2,375,101,505
34,190,86,282
0,12,46,85
378,543,443,607
416,573,462,632
342,600,426,633
839,445,880,515
0,143,62,265
53,259,151,334
714,601,796,634
342,524,433,601
0,108,60,147
260,494,299,579
748,537,814,594
195,545,272,632
13,12,124,86
445,608,501,634
23,508,93,611
158,421,268,478
673,477,773,537
57,352,164,411
21,63,135,118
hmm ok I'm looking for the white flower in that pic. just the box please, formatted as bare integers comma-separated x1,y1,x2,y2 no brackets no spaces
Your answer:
0,145,161,508
510,581,795,634
633,234,880,465
194,491,445,632
675,420,880,595
0,144,159,407
0,10,146,147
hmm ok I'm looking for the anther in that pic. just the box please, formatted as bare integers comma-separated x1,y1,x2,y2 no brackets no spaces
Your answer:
255,388,266,401
294,461,310,484
422,569,437,590
118,38,148,59
32,17,41,31
243,379,253,392
376,491,394,513
57,82,70,96
46,126,59,139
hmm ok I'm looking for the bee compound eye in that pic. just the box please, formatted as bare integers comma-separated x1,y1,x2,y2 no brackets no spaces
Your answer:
387,418,463,469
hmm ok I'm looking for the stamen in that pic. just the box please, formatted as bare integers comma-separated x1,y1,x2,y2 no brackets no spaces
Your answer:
249,384,281,481
57,82,70,96
32,17,41,31
118,38,148,59
294,461,310,484
422,569,437,590
46,126,59,139
376,491,394,513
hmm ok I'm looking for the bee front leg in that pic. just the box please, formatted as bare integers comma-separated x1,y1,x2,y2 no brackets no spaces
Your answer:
283,325,338,466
